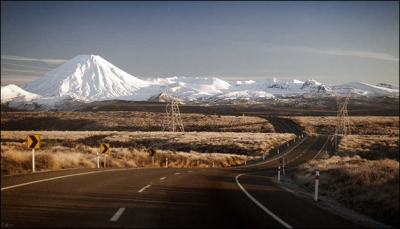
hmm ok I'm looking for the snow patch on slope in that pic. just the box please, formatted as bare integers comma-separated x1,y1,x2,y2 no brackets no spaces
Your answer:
337,82,399,95
1,84,42,103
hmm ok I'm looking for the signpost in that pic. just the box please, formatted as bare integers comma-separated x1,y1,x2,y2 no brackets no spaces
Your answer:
148,148,157,166
27,134,40,172
96,152,99,168
101,143,109,168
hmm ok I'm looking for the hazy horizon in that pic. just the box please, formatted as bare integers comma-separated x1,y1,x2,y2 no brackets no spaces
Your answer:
1,1,399,87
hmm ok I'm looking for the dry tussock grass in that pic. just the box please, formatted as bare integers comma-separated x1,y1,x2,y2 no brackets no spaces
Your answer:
1,131,294,175
339,135,399,161
1,111,272,132
286,116,399,136
295,156,399,226
0,146,251,175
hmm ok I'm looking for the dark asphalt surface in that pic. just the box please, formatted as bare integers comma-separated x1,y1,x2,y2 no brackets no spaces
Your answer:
1,120,366,228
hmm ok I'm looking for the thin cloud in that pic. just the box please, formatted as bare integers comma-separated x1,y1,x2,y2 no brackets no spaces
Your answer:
1,55,68,64
257,70,280,72
281,44,399,62
244,42,399,62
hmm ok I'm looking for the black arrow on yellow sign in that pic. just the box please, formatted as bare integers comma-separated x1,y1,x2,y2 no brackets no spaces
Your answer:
101,143,109,154
29,136,38,148
27,134,40,149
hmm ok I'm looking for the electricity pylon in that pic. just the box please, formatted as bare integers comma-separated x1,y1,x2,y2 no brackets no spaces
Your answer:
332,86,353,154
161,83,184,132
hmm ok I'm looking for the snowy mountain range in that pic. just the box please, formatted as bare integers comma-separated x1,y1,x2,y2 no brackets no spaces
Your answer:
1,54,399,110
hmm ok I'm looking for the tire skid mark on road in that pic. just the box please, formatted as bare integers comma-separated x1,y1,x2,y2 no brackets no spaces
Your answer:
269,119,284,133
110,208,126,222
245,136,308,167
286,136,319,164
275,119,296,134
312,135,330,160
1,168,139,191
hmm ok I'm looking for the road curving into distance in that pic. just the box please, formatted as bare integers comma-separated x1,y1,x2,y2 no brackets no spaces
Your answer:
1,120,365,228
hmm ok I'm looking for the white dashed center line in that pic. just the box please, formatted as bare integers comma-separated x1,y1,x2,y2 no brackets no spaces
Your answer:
160,177,166,180
188,171,192,173
110,208,125,222
175,173,180,175
138,185,151,193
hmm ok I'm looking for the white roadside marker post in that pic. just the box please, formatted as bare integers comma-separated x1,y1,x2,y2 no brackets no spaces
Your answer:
283,165,285,176
314,171,319,201
294,137,296,143
166,158,168,168
277,148,279,154
32,149,35,172
152,156,154,166
278,166,281,181
287,142,289,147
96,152,99,168
245,160,246,165
104,154,106,168
263,154,265,160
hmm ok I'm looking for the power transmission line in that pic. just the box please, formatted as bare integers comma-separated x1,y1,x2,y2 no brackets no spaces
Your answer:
161,83,185,132
332,86,353,154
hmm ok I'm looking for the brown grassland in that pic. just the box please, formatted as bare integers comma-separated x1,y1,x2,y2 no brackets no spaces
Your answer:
0,111,274,132
338,135,399,161
289,116,399,226
1,110,399,226
1,131,294,175
295,156,399,226
285,116,399,136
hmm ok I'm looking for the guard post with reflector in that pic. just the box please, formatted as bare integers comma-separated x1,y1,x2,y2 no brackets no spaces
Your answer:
315,171,320,201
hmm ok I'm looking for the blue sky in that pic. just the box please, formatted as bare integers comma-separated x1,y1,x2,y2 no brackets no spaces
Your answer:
1,1,399,86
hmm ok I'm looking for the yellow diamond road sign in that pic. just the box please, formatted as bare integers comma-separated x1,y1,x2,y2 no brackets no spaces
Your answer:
27,134,40,149
101,143,110,154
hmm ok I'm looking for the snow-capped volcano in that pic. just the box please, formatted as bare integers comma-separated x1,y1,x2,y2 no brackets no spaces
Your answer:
21,55,150,101
6,54,396,110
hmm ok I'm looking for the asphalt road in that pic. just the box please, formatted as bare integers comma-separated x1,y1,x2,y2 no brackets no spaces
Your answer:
1,122,364,228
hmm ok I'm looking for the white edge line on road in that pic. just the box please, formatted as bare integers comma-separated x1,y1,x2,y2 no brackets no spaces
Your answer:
110,208,126,222
235,174,293,228
138,184,151,193
235,134,329,228
160,177,166,180
311,135,330,160
1,168,138,191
